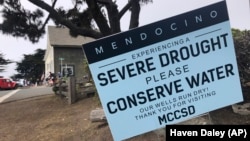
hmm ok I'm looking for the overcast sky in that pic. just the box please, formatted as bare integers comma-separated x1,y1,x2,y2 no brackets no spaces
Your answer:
0,0,250,78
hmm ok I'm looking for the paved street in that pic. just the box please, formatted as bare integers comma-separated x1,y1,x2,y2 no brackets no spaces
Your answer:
0,86,54,104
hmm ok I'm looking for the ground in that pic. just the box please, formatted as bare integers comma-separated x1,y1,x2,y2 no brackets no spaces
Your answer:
0,92,250,141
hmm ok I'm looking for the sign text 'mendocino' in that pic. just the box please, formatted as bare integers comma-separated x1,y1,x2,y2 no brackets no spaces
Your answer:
83,1,228,64
95,10,218,54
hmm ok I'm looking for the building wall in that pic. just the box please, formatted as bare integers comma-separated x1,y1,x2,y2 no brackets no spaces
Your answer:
44,45,54,77
53,47,86,79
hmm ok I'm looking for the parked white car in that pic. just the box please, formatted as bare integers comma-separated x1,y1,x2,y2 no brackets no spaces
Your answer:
14,79,25,87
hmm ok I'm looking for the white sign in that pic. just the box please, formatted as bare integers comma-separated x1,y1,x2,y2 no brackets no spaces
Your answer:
83,1,243,140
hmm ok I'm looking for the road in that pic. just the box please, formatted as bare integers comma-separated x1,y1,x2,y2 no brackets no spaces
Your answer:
0,86,54,104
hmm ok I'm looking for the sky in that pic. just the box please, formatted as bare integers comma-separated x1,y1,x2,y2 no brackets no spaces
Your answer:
0,0,250,78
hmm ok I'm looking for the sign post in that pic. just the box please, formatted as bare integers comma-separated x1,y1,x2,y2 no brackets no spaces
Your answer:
83,1,243,140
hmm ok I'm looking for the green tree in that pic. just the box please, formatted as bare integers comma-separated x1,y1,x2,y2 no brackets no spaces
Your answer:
0,52,12,73
0,0,152,43
232,29,250,84
232,29,250,100
15,49,45,84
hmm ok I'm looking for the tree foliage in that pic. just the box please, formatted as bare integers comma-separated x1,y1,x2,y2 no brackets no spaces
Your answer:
0,51,12,73
15,49,45,84
232,29,250,91
0,0,152,43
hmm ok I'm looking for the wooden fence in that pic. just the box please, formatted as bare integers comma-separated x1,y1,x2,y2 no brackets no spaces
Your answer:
53,77,96,104
54,77,106,122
